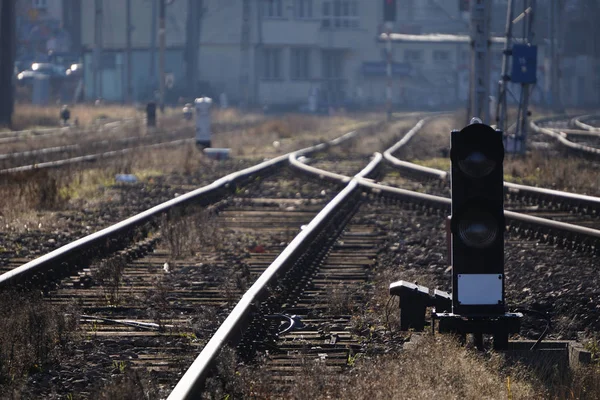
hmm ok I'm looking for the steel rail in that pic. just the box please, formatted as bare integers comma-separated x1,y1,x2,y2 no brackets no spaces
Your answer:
559,128,600,136
382,116,600,216
0,132,171,161
358,179,600,243
0,118,142,145
0,126,70,140
169,119,600,398
573,114,600,132
382,117,449,181
290,158,600,247
0,125,360,175
167,153,381,400
0,138,196,174
289,154,351,183
0,143,80,160
530,116,600,156
0,115,262,146
0,130,358,288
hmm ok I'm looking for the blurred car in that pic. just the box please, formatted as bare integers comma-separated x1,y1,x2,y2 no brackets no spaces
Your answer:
66,63,83,78
17,62,67,86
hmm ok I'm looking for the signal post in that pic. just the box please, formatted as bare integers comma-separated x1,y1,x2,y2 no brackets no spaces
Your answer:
434,119,521,350
389,119,521,351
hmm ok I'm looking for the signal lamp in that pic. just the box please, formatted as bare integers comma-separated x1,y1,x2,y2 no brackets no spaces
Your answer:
450,122,505,315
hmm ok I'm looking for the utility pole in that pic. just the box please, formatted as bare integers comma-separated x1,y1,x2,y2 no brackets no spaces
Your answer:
469,0,491,124
149,0,157,92
158,0,166,111
93,0,103,100
125,0,133,103
495,1,536,154
550,0,561,111
63,0,82,53
514,0,535,154
496,0,514,132
254,1,264,106
0,0,16,128
383,0,397,121
385,23,393,122
240,0,251,108
185,0,202,98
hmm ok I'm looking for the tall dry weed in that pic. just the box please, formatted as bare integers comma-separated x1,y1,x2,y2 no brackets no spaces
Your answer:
0,292,79,390
236,335,543,399
159,208,221,259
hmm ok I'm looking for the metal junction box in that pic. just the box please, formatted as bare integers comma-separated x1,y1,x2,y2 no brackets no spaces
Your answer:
511,44,538,84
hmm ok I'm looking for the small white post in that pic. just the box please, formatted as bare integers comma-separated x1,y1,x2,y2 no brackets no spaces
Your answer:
194,97,212,147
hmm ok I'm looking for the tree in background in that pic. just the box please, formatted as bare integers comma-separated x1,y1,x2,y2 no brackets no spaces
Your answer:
0,0,16,128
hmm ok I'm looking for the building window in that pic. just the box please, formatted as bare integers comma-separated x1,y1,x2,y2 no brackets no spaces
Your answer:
405,50,423,62
294,0,313,19
322,1,359,29
433,50,450,62
263,48,283,80
262,0,284,18
32,0,48,9
291,48,311,80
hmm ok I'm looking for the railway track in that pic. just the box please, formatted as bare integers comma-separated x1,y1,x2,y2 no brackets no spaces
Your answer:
168,117,600,398
530,114,600,156
573,114,600,132
0,118,268,174
20,176,332,397
0,126,367,398
3,114,600,398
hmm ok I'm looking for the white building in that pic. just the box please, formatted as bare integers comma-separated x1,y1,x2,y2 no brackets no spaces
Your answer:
80,0,400,106
77,1,560,108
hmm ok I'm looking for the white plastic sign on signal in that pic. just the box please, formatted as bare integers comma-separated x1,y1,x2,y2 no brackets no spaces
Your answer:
457,273,503,305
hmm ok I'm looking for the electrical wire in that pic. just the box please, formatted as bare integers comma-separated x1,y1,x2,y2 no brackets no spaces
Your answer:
264,313,304,335
512,307,552,351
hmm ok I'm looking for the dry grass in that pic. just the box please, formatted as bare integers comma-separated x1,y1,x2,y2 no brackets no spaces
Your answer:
0,170,70,215
0,112,382,231
159,208,221,259
399,114,462,161
6,105,266,133
326,116,421,158
341,335,542,400
504,152,600,195
9,104,143,131
0,292,79,392
211,108,265,125
214,113,382,158
236,335,543,399
96,369,161,400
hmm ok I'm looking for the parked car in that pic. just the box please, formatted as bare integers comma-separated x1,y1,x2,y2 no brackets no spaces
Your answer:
17,62,67,86
66,63,83,77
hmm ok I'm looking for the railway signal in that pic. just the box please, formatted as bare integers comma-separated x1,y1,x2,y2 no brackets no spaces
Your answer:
389,119,521,349
450,120,505,315
434,119,521,350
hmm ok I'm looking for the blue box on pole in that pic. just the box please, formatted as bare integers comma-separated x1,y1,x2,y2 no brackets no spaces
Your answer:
511,44,537,84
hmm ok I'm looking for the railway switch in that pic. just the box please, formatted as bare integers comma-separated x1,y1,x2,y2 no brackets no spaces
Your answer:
388,281,451,332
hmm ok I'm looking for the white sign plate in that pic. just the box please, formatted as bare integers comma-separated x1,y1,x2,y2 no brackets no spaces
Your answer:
457,274,503,305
